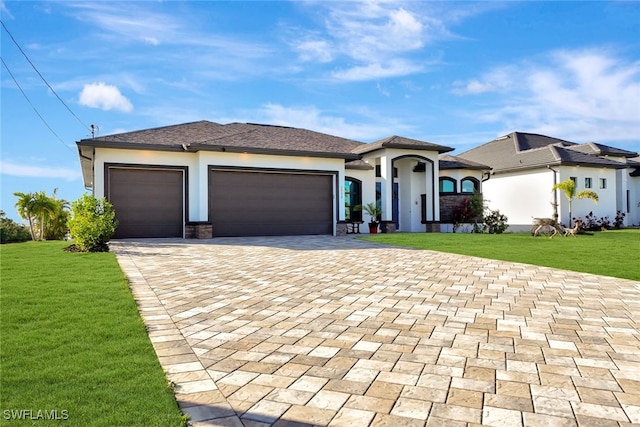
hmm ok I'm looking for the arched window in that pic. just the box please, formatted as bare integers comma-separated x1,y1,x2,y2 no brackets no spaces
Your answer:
345,178,362,221
439,177,456,193
461,177,479,193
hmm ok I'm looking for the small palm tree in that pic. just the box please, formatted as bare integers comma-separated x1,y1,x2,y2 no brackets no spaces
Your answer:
362,202,382,225
552,179,598,227
44,188,70,240
14,191,37,240
13,191,57,240
32,191,57,240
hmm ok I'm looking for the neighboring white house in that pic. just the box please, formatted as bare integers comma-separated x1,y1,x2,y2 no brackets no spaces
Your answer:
77,121,474,238
457,132,640,231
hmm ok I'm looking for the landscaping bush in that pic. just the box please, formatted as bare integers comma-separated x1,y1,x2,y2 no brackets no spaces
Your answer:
482,209,508,234
582,211,624,231
67,194,118,252
614,210,625,229
0,211,31,243
452,192,483,233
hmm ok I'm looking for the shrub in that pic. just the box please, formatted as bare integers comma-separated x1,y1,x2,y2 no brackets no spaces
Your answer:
582,211,622,231
0,211,31,243
452,192,483,233
614,210,625,229
482,209,508,234
67,194,118,252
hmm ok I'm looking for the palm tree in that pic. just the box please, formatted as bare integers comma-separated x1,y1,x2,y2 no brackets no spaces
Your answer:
44,189,70,240
31,191,57,240
13,191,57,240
14,191,37,240
552,179,599,227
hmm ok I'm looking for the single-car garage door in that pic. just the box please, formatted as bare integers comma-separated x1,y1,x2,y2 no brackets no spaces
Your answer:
209,169,333,237
107,167,184,238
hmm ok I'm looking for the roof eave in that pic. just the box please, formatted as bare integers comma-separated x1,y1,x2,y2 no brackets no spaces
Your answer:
357,144,454,155
189,143,361,160
77,140,185,152
493,160,628,174
77,140,361,160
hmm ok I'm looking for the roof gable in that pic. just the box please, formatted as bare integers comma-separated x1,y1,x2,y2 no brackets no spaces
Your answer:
352,135,454,155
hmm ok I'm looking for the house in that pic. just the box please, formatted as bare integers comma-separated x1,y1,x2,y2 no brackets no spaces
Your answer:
457,132,640,231
77,121,484,238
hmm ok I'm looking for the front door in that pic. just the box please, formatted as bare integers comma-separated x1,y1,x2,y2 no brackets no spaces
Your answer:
376,182,400,229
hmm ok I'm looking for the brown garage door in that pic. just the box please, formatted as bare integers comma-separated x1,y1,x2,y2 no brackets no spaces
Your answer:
107,167,184,238
209,169,333,237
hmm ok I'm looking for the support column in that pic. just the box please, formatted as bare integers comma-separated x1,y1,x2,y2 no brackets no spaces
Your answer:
430,160,440,222
379,155,393,222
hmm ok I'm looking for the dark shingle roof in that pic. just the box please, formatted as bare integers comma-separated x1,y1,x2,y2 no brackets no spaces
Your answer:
458,132,627,173
566,142,639,158
78,121,363,159
345,159,374,170
78,121,456,161
198,123,364,157
352,135,454,155
439,154,490,171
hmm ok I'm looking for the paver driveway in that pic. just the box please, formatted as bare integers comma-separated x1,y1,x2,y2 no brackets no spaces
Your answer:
111,236,640,427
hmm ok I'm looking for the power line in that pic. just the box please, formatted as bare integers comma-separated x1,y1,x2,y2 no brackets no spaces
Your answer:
1,57,73,152
1,19,92,133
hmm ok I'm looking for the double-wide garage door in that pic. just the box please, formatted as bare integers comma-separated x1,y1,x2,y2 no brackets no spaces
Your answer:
107,167,334,238
209,169,333,237
107,167,184,239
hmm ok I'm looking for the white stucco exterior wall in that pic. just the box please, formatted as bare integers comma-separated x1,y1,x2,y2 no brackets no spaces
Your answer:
482,169,556,230
556,166,618,226
628,175,640,226
484,166,622,231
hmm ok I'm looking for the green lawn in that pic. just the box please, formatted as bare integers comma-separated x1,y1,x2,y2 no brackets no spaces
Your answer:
362,229,640,281
0,241,186,427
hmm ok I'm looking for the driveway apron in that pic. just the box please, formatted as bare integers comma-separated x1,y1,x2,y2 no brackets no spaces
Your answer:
110,236,640,427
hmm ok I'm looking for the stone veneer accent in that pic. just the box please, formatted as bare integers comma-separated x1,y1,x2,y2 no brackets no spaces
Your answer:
335,221,347,236
185,222,213,239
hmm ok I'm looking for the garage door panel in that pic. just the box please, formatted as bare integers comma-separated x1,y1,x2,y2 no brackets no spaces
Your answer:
209,170,333,237
108,168,184,238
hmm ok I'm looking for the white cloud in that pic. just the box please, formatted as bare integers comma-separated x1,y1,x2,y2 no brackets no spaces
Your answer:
325,2,428,61
451,68,514,95
453,49,640,144
0,161,81,181
291,1,457,81
295,39,334,63
79,82,133,112
224,103,412,141
0,1,14,19
331,59,424,81
67,2,179,46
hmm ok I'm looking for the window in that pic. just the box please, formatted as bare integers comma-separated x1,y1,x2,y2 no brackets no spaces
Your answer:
345,178,362,221
375,165,398,178
461,177,479,193
599,178,607,189
439,177,456,193
570,176,577,185
585,177,592,189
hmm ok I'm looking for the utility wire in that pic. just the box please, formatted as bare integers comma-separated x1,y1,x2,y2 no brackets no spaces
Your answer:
1,19,92,133
1,57,73,152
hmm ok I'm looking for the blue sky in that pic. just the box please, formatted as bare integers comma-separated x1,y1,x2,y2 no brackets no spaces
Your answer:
1,1,639,221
